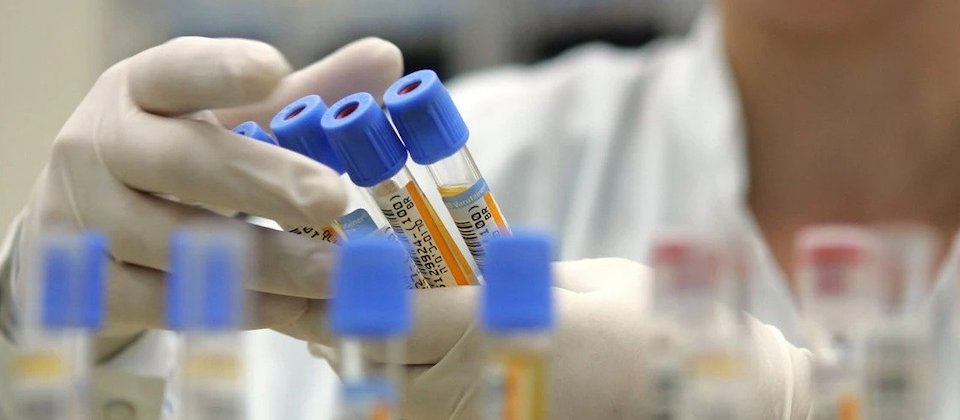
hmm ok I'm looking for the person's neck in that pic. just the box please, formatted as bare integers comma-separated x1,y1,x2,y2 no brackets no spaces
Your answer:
721,1,960,277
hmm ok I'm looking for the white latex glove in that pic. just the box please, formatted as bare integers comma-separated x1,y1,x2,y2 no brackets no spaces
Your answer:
4,37,403,354
284,258,813,420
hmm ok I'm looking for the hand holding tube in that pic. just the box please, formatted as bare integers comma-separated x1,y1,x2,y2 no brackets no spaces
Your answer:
1,37,403,351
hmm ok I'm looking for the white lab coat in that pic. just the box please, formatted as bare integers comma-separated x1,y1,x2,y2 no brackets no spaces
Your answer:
1,9,953,420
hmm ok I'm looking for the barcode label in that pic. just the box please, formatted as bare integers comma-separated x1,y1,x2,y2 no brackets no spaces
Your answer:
373,226,429,289
439,178,509,270
375,181,475,287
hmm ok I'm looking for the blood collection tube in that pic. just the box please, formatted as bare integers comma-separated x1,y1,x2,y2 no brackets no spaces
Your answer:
330,237,411,420
166,226,249,420
649,231,753,420
480,231,553,420
10,232,106,420
236,116,375,242
260,96,349,244
322,92,478,288
384,70,510,270
796,226,883,420
234,115,425,289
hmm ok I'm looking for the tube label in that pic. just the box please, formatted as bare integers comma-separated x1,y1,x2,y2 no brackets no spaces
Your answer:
375,181,475,287
439,178,510,269
484,351,548,420
287,224,343,245
338,209,379,239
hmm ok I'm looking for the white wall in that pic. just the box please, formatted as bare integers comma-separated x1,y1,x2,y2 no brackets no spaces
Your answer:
0,0,105,237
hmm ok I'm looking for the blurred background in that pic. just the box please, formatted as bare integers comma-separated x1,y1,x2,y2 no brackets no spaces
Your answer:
0,0,706,237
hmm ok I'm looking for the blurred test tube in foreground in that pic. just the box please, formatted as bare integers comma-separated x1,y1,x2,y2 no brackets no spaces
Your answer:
330,237,412,420
480,231,554,420
167,226,249,420
10,231,106,420
648,231,754,420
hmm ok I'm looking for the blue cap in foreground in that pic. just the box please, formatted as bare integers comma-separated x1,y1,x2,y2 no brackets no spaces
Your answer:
481,231,555,333
232,121,277,146
41,232,107,330
322,92,408,187
331,237,412,337
166,228,245,331
270,95,346,174
383,70,469,165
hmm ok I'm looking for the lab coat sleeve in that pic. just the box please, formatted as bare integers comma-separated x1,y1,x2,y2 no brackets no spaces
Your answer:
0,213,173,420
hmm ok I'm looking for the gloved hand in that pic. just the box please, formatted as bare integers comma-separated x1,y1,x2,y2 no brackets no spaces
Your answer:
283,258,813,420
3,36,403,356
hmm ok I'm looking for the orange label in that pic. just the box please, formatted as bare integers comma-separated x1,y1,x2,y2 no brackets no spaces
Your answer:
376,181,476,287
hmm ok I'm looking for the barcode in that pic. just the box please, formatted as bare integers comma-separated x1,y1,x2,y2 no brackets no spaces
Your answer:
378,192,450,287
450,204,499,270
455,220,485,268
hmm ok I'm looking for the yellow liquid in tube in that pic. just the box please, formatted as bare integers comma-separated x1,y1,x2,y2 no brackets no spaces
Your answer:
488,349,549,420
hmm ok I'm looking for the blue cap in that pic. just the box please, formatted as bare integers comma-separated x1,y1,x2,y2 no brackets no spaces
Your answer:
232,121,277,146
41,232,107,330
383,70,469,165
166,229,245,331
330,237,412,337
322,92,408,187
481,231,554,333
270,95,347,174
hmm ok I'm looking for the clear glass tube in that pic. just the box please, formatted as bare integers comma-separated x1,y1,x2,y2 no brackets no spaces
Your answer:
336,338,403,420
10,329,89,420
482,333,551,420
430,148,510,270
367,167,477,287
178,331,246,420
648,232,752,420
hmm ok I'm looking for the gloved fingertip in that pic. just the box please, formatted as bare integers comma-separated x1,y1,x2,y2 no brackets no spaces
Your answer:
229,39,293,101
351,37,404,73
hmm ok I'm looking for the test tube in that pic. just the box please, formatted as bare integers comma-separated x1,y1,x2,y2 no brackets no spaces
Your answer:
796,226,882,420
480,231,553,420
10,231,106,420
235,116,425,290
649,231,753,420
330,237,412,420
235,116,380,242
166,226,249,420
874,224,938,317
861,225,937,420
257,97,349,244
384,70,510,270
322,92,478,287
